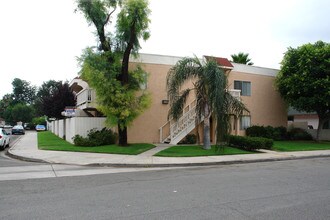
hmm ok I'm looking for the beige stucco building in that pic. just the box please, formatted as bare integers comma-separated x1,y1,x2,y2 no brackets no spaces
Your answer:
61,53,287,144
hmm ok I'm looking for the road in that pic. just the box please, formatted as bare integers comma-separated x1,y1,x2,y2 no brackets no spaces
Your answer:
0,133,176,181
0,156,329,219
0,134,37,167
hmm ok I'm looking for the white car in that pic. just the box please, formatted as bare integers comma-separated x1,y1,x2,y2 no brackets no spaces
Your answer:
0,128,10,150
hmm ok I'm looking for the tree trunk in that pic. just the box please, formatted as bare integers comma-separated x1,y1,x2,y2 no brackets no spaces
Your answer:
117,22,137,144
203,116,211,150
119,20,137,85
316,117,326,142
118,124,128,146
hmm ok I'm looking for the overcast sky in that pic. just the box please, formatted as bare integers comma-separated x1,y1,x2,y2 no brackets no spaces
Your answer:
0,0,329,98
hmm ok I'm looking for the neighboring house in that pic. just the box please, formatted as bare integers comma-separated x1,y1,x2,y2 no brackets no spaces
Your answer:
288,108,330,130
288,108,319,129
52,53,287,144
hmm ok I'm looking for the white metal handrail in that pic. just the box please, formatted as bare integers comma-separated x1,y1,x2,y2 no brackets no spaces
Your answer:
159,90,240,144
76,89,95,106
159,100,197,143
229,89,241,100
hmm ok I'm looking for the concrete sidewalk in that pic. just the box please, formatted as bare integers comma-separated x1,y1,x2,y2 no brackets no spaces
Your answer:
7,132,330,167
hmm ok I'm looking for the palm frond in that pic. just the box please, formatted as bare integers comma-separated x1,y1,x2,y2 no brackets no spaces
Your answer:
168,88,191,120
224,92,249,116
166,55,249,148
166,57,202,101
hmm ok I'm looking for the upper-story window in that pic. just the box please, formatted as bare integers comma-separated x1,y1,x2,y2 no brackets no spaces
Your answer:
234,80,251,96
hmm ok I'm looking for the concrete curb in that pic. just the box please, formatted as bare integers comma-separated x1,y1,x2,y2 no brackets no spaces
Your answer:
6,149,330,168
6,150,48,164
6,132,330,168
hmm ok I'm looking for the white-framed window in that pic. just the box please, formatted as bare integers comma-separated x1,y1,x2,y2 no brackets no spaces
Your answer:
234,80,251,96
240,116,251,130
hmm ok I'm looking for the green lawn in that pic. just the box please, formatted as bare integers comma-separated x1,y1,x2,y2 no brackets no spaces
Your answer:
273,141,330,152
38,131,155,155
155,145,259,157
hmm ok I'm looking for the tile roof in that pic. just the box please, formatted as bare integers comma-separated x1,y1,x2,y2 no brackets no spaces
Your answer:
204,56,234,68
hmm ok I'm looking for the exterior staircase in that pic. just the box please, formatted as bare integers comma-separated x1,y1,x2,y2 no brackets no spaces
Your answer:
159,89,241,145
159,100,198,145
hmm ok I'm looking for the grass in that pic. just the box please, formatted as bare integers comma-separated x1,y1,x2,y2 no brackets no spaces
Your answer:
155,145,259,157
273,141,330,152
38,131,155,155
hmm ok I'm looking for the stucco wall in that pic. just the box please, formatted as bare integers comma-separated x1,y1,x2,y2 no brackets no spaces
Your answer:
126,59,287,143
294,115,319,129
51,117,107,144
127,63,172,143
70,54,287,144
58,120,65,139
307,129,330,141
227,70,287,135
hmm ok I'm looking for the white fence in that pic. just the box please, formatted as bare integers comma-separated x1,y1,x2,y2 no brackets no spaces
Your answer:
306,129,330,141
51,117,107,143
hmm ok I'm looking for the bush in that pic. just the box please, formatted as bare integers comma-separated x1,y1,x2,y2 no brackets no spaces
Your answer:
246,125,267,138
246,125,287,140
228,135,273,151
179,134,197,144
73,128,117,146
273,126,287,140
287,128,313,140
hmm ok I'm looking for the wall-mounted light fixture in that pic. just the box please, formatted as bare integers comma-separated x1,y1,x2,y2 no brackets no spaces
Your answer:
162,99,169,104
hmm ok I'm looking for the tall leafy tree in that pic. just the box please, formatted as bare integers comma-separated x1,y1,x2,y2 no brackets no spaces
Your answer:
11,78,36,105
0,94,14,119
76,0,151,146
0,79,37,124
35,80,62,116
40,82,76,119
276,41,330,140
11,103,35,124
231,52,254,65
167,57,248,150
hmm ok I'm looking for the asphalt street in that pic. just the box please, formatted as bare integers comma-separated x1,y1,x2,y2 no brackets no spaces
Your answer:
0,134,38,167
1,157,329,219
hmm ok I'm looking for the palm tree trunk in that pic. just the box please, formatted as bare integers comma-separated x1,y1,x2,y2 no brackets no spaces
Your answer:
203,116,211,149
203,105,211,150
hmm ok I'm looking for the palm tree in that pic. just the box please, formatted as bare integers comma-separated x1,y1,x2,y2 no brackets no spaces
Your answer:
167,57,249,150
231,52,254,65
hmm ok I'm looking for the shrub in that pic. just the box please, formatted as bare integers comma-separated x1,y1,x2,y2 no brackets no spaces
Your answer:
273,126,287,140
73,128,117,146
73,135,97,146
246,125,287,140
287,128,313,140
179,134,197,144
246,125,267,138
228,135,273,151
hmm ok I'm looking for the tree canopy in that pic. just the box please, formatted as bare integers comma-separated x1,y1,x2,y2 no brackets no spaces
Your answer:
230,52,254,65
11,78,36,105
276,41,330,140
76,0,151,146
37,81,76,119
11,103,35,124
0,78,75,124
167,57,248,150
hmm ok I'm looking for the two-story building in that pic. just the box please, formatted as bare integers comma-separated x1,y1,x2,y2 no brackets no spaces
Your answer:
51,53,287,144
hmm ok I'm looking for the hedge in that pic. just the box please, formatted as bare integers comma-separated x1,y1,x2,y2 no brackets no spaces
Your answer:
73,128,117,146
228,135,273,151
246,125,287,140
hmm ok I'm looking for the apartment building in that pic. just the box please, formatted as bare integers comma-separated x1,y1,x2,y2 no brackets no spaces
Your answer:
56,53,287,144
